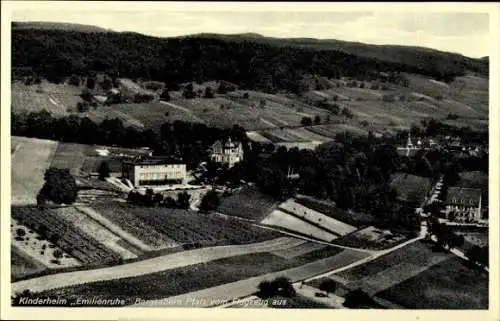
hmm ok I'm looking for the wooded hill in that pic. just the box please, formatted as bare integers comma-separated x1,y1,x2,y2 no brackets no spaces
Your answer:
12,22,488,94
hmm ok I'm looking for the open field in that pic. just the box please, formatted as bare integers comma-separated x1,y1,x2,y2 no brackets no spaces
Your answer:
261,210,338,243
335,241,449,283
294,196,378,227
49,142,88,175
376,256,489,309
306,123,369,138
279,199,357,236
171,97,264,129
98,202,281,247
108,101,204,132
269,242,327,259
52,207,140,259
11,81,83,116
11,247,47,280
218,187,278,221
11,136,59,205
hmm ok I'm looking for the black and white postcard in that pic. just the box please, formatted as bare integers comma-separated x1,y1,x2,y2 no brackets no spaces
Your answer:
1,2,499,321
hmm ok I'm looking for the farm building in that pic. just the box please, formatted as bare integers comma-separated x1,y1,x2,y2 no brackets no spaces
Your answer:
210,137,244,168
444,187,483,222
122,157,187,188
389,173,432,208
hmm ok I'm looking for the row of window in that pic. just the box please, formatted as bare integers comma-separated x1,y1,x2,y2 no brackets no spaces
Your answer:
138,179,183,186
450,198,478,206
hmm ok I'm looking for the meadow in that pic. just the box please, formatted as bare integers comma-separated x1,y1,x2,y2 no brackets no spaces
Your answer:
217,187,278,221
376,256,489,309
11,136,58,205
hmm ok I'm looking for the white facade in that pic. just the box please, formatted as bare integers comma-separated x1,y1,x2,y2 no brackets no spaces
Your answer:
445,188,482,222
210,138,243,168
123,161,187,188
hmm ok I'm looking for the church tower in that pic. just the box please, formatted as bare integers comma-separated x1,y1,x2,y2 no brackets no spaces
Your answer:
406,132,414,148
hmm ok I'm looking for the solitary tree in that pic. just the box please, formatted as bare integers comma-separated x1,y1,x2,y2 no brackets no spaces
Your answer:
98,161,111,180
199,190,220,211
38,168,78,205
86,76,96,89
203,86,215,98
183,83,196,99
68,75,81,86
319,279,337,296
160,89,171,101
301,117,313,126
177,192,191,209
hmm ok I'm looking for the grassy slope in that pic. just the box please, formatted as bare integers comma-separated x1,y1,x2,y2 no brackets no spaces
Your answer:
376,256,488,309
218,187,278,221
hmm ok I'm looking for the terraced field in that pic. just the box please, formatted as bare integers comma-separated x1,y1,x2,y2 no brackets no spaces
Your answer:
217,187,278,221
11,206,122,266
98,202,281,247
52,207,140,259
279,199,357,236
261,210,338,242
92,203,180,249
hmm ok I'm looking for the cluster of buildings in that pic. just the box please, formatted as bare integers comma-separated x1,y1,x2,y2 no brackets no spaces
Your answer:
121,138,244,189
397,133,484,157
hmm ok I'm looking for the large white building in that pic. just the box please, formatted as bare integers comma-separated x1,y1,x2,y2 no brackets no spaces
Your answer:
445,187,483,222
122,157,187,188
210,138,244,168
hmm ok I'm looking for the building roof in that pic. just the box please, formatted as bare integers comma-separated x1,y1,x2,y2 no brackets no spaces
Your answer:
446,187,481,205
124,156,184,166
211,138,242,150
389,173,432,206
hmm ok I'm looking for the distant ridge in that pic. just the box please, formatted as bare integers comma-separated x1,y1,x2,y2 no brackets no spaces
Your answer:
12,21,114,33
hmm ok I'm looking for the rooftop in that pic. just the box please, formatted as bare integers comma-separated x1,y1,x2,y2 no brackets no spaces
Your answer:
124,156,184,166
446,187,482,204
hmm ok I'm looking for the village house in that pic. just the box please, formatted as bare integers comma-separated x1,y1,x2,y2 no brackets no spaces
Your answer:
445,187,483,222
122,156,187,188
210,137,244,168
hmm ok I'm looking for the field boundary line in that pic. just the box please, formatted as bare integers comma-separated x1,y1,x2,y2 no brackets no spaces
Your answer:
73,206,151,252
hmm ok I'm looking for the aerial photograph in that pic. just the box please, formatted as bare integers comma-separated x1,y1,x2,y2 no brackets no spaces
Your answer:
6,4,492,313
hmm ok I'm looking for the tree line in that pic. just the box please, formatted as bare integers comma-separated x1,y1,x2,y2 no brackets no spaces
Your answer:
12,110,249,170
11,28,485,94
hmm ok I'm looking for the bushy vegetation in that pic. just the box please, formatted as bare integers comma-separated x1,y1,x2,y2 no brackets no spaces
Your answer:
37,168,78,206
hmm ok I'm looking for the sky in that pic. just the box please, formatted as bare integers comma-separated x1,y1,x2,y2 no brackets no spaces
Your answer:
11,6,491,58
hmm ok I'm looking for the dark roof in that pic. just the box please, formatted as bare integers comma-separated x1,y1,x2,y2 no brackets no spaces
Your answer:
446,187,481,204
390,173,432,206
124,156,184,166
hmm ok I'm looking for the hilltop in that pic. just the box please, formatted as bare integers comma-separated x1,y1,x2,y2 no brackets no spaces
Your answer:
12,21,113,33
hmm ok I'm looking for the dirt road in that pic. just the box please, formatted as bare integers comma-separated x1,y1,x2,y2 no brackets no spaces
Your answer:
12,237,304,294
